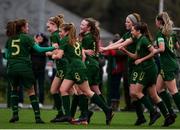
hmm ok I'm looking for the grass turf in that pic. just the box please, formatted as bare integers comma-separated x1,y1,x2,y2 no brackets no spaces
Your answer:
0,108,179,129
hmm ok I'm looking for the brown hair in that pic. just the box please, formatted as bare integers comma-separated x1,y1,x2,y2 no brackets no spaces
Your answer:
133,13,141,23
49,14,64,28
6,19,27,37
15,19,27,34
61,23,76,45
84,18,100,53
133,22,153,42
6,21,16,37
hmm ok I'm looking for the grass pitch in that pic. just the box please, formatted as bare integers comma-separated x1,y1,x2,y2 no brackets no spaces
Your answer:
0,108,179,129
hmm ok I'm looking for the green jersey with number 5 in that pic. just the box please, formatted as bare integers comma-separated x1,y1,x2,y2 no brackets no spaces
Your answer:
5,33,35,71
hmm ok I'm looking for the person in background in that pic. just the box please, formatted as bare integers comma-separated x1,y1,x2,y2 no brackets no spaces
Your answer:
31,33,49,108
100,13,144,125
104,34,127,111
98,41,106,94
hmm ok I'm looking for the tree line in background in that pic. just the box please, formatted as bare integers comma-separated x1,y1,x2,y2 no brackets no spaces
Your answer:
51,0,180,38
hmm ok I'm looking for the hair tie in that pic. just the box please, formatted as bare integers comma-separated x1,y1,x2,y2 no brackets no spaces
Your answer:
127,14,138,24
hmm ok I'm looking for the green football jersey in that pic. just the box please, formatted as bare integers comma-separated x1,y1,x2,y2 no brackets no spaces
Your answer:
156,30,178,71
122,31,135,52
50,30,68,70
122,31,137,66
82,32,96,52
122,31,131,41
136,35,154,68
81,32,99,67
60,38,86,69
50,30,61,45
5,33,35,71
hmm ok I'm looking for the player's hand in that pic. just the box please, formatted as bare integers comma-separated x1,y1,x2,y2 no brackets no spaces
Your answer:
85,49,95,56
135,59,142,65
52,43,59,49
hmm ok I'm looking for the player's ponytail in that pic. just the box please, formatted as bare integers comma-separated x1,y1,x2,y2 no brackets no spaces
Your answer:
6,21,16,37
61,23,76,45
156,12,173,36
133,22,153,42
49,15,64,29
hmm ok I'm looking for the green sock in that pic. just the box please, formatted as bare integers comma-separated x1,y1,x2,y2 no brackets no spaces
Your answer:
172,92,180,111
139,96,154,113
91,94,109,113
70,95,79,118
53,93,64,116
159,91,174,114
99,94,106,104
79,95,88,118
11,90,19,116
29,95,40,119
62,95,71,116
156,101,168,118
133,100,144,119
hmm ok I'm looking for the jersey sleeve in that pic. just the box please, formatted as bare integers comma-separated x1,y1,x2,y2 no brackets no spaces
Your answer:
33,44,55,53
143,37,152,49
156,31,165,46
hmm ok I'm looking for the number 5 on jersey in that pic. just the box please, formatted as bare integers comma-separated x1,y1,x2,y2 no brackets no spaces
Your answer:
11,39,20,56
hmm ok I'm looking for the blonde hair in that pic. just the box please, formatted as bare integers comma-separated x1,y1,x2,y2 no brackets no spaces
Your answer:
156,12,173,36
57,14,65,27
127,13,141,25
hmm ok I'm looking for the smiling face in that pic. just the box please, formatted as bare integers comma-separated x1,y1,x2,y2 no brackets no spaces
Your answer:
80,20,90,33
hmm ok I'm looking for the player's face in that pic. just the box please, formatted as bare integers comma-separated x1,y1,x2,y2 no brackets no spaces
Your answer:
46,21,57,33
155,19,161,28
131,26,139,37
36,35,43,43
59,29,68,38
125,17,133,30
80,20,90,33
22,23,29,33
